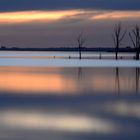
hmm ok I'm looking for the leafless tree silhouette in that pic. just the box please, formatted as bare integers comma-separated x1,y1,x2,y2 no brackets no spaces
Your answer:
129,25,140,60
77,32,86,60
112,23,127,60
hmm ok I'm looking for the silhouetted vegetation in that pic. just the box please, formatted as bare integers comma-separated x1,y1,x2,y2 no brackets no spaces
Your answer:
129,25,140,60
77,32,86,60
0,46,135,52
112,23,127,60
0,23,140,61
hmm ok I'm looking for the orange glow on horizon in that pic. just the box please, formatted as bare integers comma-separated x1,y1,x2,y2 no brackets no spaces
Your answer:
0,10,139,24
0,10,84,24
92,11,140,20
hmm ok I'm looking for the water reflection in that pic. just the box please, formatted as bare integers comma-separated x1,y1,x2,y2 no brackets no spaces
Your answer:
0,66,140,140
0,66,139,95
115,68,120,95
136,68,140,94
0,67,77,94
78,67,82,80
0,110,119,134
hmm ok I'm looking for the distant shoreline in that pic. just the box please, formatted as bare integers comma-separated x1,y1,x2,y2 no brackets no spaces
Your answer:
0,47,136,53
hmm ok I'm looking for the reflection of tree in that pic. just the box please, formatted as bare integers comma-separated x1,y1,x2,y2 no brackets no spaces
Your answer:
115,67,120,95
136,68,140,94
78,67,82,80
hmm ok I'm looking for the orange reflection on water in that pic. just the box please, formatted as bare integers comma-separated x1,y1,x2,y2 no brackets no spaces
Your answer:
0,67,77,94
0,67,138,95
92,76,115,93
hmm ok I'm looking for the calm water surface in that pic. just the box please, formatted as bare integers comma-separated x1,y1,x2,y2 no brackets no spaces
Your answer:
0,67,139,95
0,53,140,140
0,51,136,59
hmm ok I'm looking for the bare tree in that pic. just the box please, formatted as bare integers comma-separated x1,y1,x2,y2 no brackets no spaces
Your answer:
112,23,126,60
77,32,86,60
129,25,140,60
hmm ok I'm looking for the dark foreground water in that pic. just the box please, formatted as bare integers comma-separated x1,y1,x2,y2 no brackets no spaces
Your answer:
0,66,140,140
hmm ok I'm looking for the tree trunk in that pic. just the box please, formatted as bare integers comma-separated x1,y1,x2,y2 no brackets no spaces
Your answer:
136,52,139,60
115,52,118,60
115,47,118,60
79,46,82,60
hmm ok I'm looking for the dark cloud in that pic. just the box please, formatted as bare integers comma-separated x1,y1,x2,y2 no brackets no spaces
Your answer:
0,16,140,48
0,0,140,12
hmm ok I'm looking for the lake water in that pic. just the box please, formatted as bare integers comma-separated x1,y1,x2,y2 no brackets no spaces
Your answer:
0,51,140,140
0,51,139,67
0,51,136,59
0,67,139,95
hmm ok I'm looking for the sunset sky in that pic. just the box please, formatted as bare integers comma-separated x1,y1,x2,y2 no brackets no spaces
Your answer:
0,0,140,48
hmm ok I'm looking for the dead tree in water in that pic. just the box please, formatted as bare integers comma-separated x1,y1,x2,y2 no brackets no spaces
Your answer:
129,25,140,60
112,23,126,60
77,32,86,60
